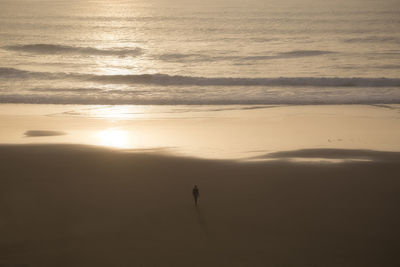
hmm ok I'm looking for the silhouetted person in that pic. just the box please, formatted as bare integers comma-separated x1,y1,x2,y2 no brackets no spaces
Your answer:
192,185,200,206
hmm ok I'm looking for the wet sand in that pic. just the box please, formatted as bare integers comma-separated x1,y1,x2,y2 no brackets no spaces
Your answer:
1,144,400,267
1,104,400,159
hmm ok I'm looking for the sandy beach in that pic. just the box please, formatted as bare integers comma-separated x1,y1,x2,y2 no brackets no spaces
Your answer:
1,104,400,159
1,144,400,267
2,0,399,265
1,104,400,266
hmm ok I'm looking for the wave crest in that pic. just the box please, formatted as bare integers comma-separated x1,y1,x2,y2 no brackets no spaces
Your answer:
3,44,143,57
158,50,334,62
1,67,400,87
90,74,400,87
1,92,399,105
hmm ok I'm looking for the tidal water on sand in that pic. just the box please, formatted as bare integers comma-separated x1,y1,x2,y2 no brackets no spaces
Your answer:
0,0,399,105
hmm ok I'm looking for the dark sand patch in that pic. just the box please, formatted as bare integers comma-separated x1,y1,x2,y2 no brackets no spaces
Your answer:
0,145,399,267
256,148,400,162
24,130,66,137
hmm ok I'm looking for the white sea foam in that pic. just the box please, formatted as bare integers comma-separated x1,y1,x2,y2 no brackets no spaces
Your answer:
1,84,399,105
1,91,399,105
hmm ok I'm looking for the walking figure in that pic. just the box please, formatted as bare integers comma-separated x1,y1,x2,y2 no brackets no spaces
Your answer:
192,185,200,206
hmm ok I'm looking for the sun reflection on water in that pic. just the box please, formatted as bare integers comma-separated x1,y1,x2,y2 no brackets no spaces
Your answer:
87,105,148,120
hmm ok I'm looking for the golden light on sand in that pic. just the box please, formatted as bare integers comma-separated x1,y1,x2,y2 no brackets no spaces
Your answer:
95,129,129,148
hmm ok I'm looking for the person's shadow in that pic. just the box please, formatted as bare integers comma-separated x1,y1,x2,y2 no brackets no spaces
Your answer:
195,205,209,236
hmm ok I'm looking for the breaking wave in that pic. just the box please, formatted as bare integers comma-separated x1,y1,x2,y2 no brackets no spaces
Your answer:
91,74,400,87
0,67,49,79
343,36,400,44
1,92,399,105
3,44,143,57
276,50,334,57
1,67,400,87
158,50,335,62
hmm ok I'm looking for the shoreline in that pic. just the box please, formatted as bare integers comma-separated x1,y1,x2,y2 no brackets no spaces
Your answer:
1,103,400,160
1,104,399,265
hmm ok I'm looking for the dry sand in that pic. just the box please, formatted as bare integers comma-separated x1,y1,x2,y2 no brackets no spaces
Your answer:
1,144,400,267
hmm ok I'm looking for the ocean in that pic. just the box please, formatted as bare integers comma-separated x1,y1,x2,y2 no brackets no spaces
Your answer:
0,0,399,105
